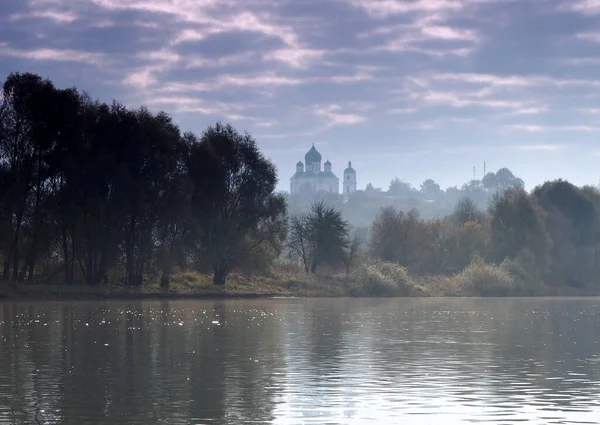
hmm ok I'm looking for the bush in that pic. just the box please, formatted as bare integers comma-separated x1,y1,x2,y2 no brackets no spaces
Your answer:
352,261,414,296
500,248,542,294
455,258,515,296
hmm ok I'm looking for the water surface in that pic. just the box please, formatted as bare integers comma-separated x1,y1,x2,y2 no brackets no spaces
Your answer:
1,298,600,424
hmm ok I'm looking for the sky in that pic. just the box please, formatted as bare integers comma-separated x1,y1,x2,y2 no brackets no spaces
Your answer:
2,0,600,192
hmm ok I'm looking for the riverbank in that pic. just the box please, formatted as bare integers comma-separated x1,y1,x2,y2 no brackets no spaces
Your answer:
1,269,599,301
0,271,346,301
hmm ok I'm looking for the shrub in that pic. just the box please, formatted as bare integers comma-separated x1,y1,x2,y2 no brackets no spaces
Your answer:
500,248,542,294
352,261,414,296
455,258,515,296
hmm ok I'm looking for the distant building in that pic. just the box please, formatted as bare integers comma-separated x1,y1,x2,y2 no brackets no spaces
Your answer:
343,161,357,196
290,145,357,195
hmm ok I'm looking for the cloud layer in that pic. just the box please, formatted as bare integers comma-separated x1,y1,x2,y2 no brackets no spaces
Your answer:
2,0,600,189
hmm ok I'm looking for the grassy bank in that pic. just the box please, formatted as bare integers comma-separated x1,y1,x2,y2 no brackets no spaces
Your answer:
2,264,600,301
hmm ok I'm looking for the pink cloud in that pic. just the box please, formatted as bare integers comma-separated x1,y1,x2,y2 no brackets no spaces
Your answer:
313,104,367,127
0,45,106,66
9,9,78,23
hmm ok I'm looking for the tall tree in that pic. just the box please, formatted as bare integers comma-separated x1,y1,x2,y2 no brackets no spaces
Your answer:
287,201,350,274
420,179,441,199
0,72,57,280
483,168,524,193
488,187,551,276
287,215,311,273
388,178,415,197
452,197,481,225
306,201,349,273
534,180,597,286
187,122,286,286
370,207,422,266
119,107,183,286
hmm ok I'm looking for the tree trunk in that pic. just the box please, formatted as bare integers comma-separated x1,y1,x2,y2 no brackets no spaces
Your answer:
310,256,318,274
10,236,20,281
25,151,42,282
213,261,228,286
27,255,35,281
125,216,138,287
62,230,70,284
160,268,170,290
69,227,76,284
2,255,10,281
302,259,309,274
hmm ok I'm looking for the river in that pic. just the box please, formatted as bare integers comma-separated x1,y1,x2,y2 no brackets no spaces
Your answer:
1,298,600,424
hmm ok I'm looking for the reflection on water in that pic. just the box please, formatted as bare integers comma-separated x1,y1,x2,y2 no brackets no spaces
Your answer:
1,298,600,424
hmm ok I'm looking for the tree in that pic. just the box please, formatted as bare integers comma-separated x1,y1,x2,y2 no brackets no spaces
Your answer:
287,215,311,273
461,179,488,209
0,72,62,281
154,136,192,289
452,197,481,225
187,122,286,286
488,187,551,278
118,107,184,287
533,180,598,286
483,168,524,194
344,234,362,278
287,201,349,274
388,178,415,197
70,99,126,286
370,207,422,266
420,179,441,199
307,201,349,273
482,172,497,192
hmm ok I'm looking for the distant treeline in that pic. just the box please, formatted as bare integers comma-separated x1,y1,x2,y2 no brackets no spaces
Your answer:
2,72,600,294
288,168,527,227
370,181,600,291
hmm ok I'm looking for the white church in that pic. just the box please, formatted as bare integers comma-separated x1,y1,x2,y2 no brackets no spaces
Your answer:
290,144,357,195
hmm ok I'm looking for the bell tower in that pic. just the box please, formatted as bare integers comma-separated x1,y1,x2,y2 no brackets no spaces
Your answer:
343,161,357,195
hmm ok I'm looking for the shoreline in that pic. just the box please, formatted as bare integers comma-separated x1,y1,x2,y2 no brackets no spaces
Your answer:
2,281,600,302
0,283,295,302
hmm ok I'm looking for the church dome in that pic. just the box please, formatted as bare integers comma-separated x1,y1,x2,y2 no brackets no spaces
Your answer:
324,159,331,166
305,144,322,163
296,161,304,166
344,161,356,174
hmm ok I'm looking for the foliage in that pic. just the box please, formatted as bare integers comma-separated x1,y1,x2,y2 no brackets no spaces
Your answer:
455,258,515,296
370,207,421,265
351,261,414,296
388,178,417,198
287,201,350,274
488,187,551,277
533,180,600,286
452,197,482,225
0,72,285,289
482,168,524,193
4,72,600,296
186,122,287,285
370,207,485,275
420,179,442,199
500,249,542,294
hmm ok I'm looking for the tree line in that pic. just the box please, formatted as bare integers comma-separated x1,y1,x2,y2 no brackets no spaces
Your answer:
2,72,599,294
288,168,526,229
367,181,600,292
0,72,286,287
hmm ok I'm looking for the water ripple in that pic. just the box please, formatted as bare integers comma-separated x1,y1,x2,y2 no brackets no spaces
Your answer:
1,298,600,424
